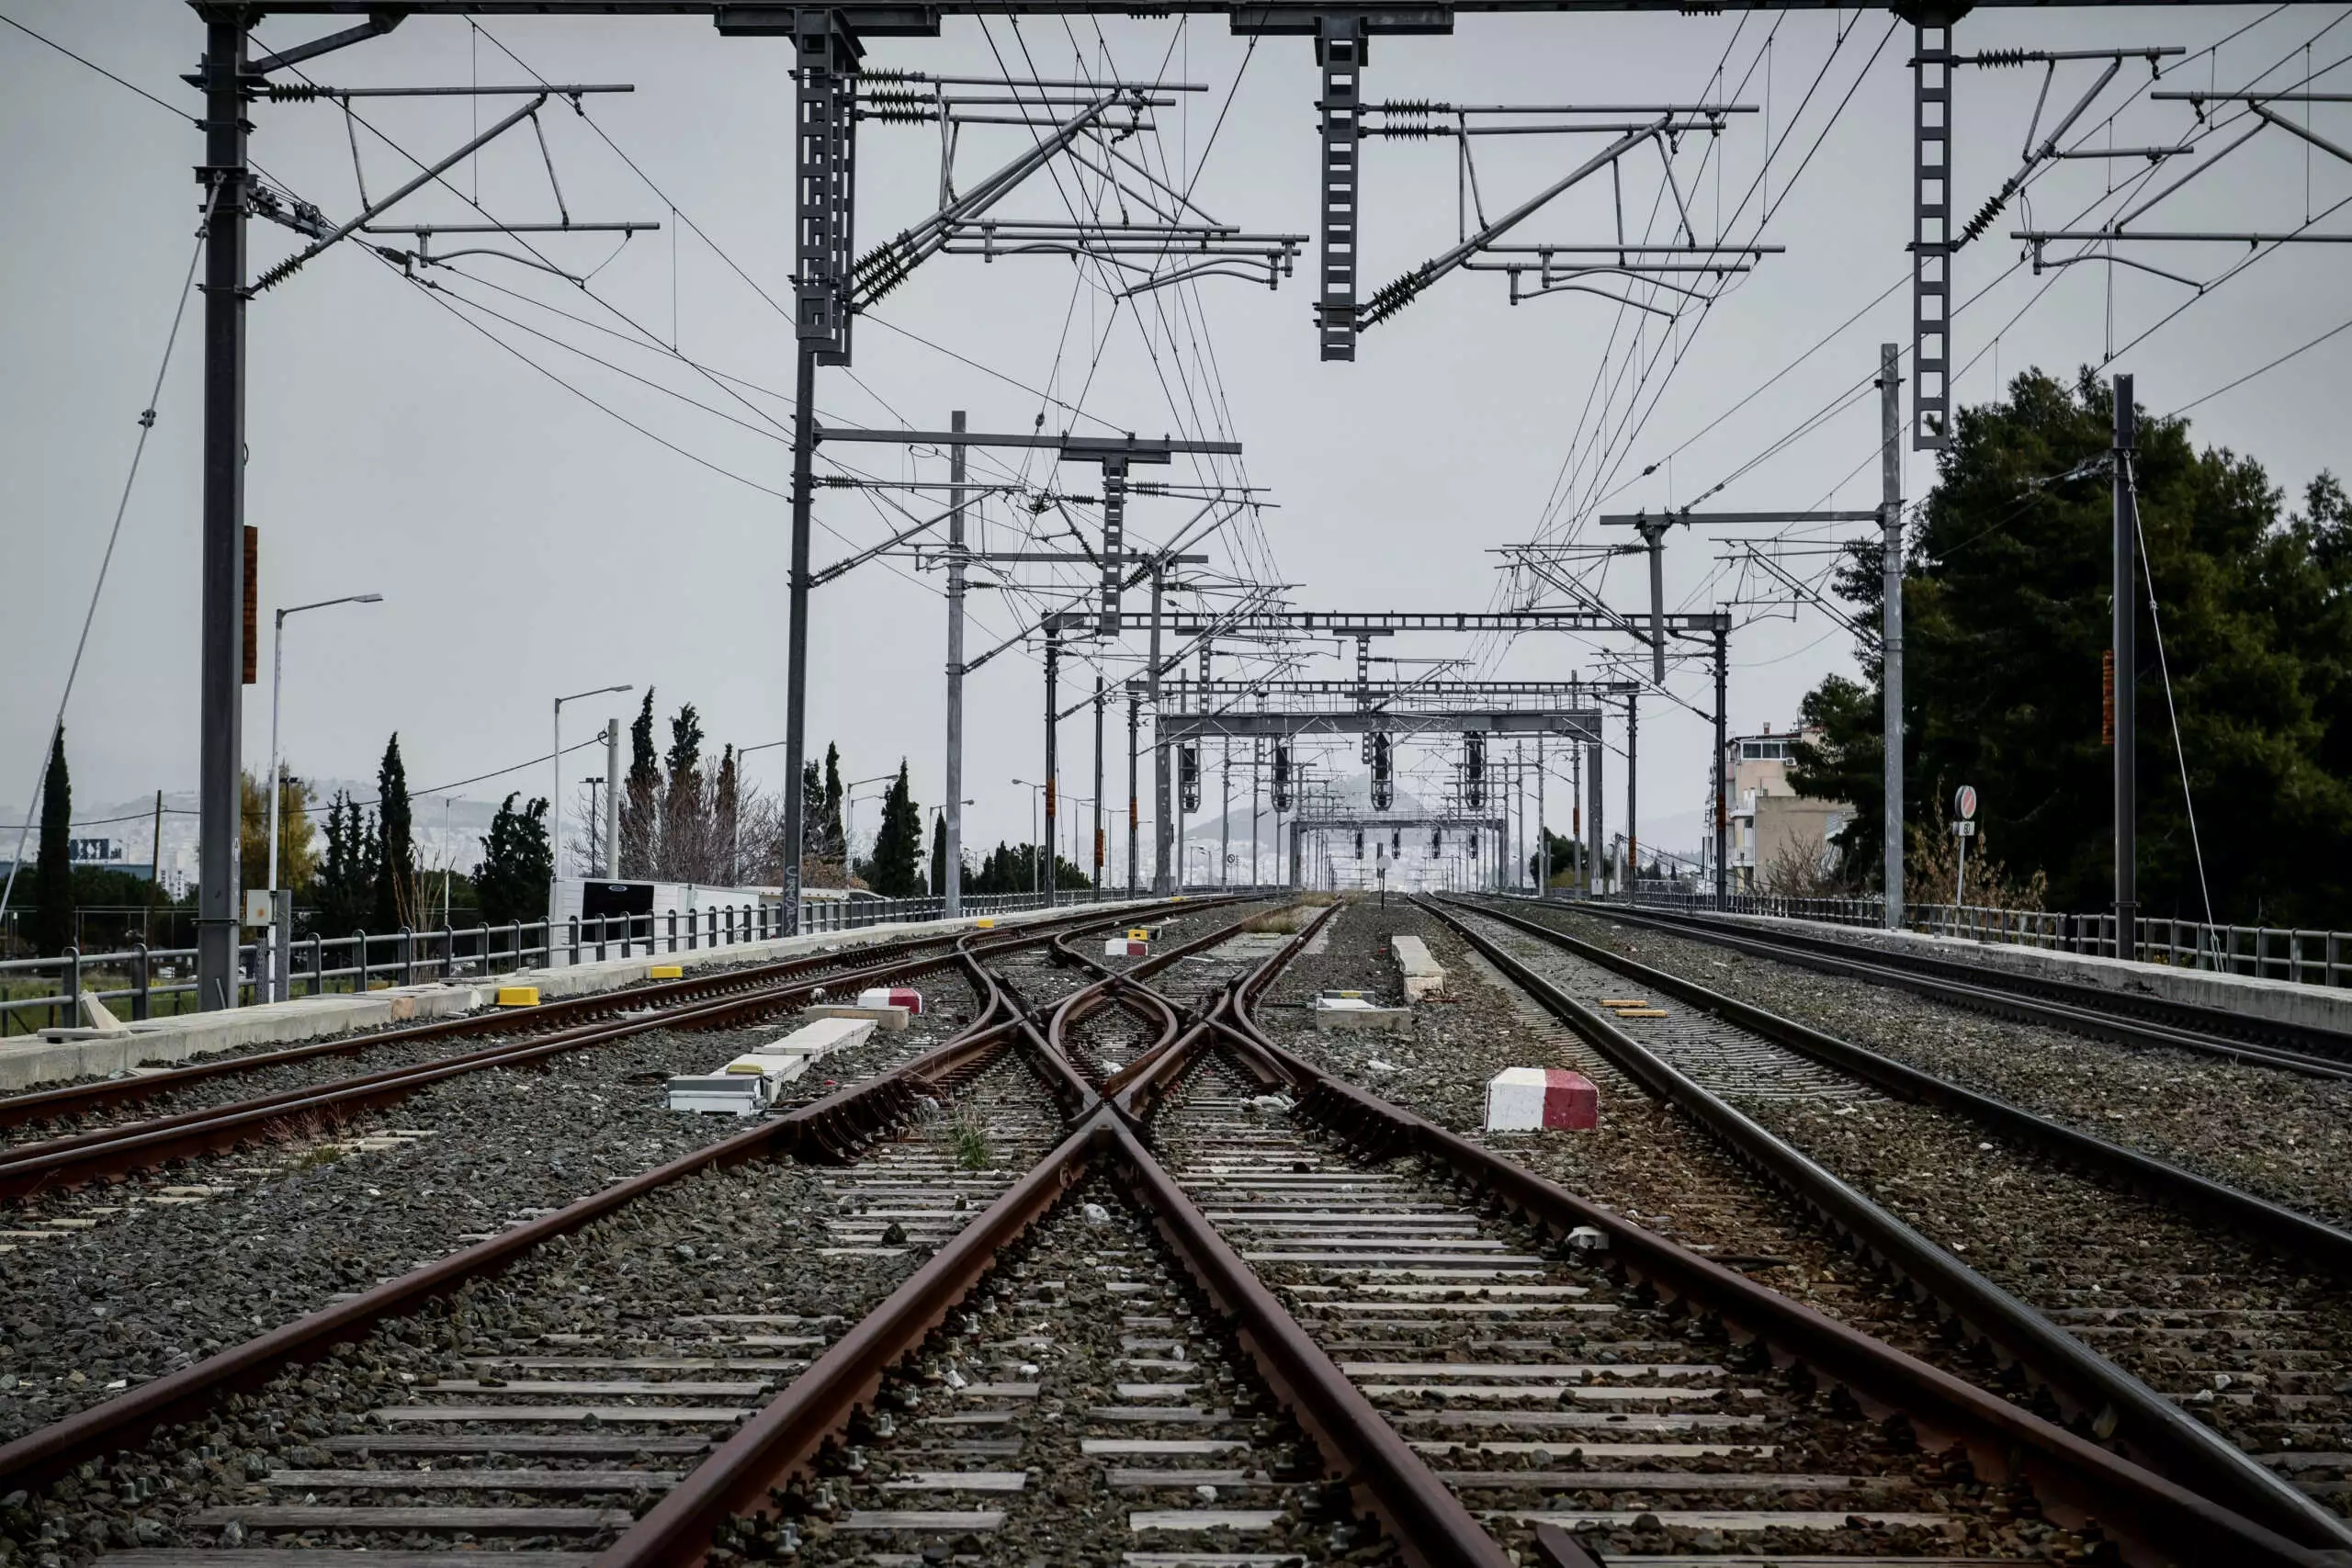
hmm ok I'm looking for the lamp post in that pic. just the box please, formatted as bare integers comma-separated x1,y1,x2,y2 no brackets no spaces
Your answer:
265,592,382,1001
552,683,633,922
1012,778,1046,897
841,773,895,884
731,739,790,886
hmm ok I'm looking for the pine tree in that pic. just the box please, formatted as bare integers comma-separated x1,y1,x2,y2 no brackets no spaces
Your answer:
929,812,947,897
867,761,923,897
621,690,660,877
476,793,552,924
372,734,417,931
29,728,73,955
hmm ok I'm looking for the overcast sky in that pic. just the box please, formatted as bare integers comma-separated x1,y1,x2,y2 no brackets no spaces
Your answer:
6,3,2347,879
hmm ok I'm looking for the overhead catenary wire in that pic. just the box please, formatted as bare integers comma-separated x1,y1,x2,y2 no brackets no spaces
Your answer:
0,187,215,927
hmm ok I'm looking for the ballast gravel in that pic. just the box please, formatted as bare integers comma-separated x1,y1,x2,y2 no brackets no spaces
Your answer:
0,976,982,1446
1524,902,2352,1229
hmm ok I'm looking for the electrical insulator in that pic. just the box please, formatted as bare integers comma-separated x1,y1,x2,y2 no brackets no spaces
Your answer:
1180,745,1201,812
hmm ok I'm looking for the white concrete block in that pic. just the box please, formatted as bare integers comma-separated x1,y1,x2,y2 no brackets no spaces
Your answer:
804,1003,910,1032
1311,992,1412,1033
80,991,129,1033
1391,936,1447,1001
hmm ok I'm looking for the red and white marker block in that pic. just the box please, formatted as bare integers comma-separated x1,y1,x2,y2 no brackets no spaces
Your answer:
856,987,923,1015
1484,1066,1599,1132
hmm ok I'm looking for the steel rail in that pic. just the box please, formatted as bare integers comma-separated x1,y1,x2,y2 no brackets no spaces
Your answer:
0,904,1198,1197
0,951,1070,1491
596,893,1511,1568
1592,901,2352,1080
0,933,962,1131
1200,940,2338,1568
0,905,1172,1134
1417,896,2352,1558
1456,895,2352,1269
1045,905,1272,1077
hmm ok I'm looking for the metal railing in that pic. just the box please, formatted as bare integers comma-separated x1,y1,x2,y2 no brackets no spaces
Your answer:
1609,887,2349,989
0,891,1109,1037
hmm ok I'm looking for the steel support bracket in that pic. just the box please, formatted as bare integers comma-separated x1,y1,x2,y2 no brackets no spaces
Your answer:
1910,15,1957,448
794,10,865,366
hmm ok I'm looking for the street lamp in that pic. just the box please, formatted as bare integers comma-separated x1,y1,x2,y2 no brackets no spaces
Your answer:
1012,779,1046,897
731,739,790,886
552,683,633,920
841,773,895,880
265,592,382,1001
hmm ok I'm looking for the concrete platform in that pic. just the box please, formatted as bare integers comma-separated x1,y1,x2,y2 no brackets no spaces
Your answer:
1617,902,2352,1039
0,898,1158,1095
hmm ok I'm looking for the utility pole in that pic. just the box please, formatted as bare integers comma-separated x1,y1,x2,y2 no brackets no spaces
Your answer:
1219,741,1231,889
1149,564,1170,893
1625,693,1638,897
1713,625,1730,900
1589,741,1603,897
1536,734,1548,898
1126,688,1141,896
943,410,967,917
2112,372,2138,959
195,17,249,1012
1250,739,1262,888
605,720,621,882
1880,343,1905,929
1091,674,1105,901
780,15,861,936
1570,743,1582,895
1044,624,1059,909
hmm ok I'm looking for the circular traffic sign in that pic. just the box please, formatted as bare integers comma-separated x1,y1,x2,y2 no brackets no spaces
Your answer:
1954,784,1977,822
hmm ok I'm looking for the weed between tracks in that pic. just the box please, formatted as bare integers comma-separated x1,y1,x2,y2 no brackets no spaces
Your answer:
940,1105,995,1169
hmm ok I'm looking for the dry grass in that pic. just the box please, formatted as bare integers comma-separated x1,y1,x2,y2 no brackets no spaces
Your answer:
1238,898,1333,934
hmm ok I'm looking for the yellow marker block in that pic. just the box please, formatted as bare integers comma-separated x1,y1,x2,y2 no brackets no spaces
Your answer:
495,986,540,1008
650,964,684,979
976,917,998,929
1128,929,1151,942
1614,1008,1669,1019
1600,998,1649,1009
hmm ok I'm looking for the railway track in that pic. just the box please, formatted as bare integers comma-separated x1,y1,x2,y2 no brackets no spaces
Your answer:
0,896,2336,1568
1582,900,2352,1083
0,902,1226,1201
1426,895,2352,1549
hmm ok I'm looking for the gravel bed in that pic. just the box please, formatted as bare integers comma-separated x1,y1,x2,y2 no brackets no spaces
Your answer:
1252,901,1956,1360
1512,903,2352,1229
0,972,986,1445
784,1183,1381,1566
1436,903,2352,1515
0,1142,928,1568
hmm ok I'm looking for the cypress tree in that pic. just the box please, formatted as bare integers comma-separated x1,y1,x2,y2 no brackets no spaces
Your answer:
867,761,922,897
372,734,415,930
929,812,946,896
622,690,660,877
476,793,552,924
30,729,73,955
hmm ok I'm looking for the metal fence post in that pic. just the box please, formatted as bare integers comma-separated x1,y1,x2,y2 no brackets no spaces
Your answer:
401,929,415,987
131,942,152,1021
354,930,368,995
